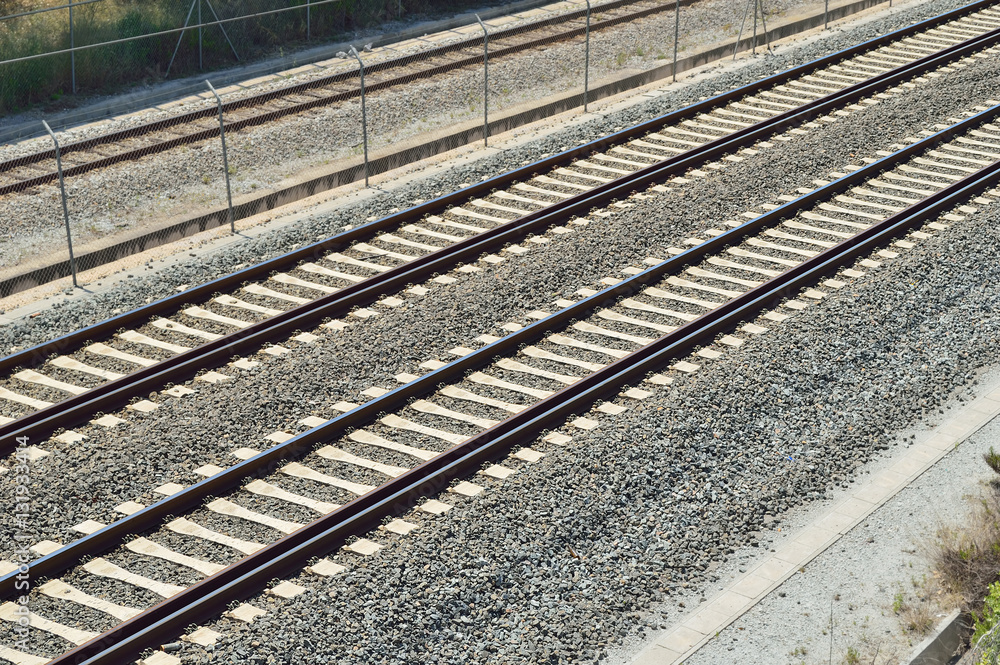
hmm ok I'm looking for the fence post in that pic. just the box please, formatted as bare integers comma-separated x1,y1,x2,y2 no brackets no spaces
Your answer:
167,0,198,78
68,0,76,94
348,46,369,187
672,0,680,82
758,0,772,52
825,0,829,29
204,0,240,62
206,81,235,234
198,0,203,70
42,121,78,288
584,0,591,111
476,15,489,147
734,0,753,60
307,0,311,41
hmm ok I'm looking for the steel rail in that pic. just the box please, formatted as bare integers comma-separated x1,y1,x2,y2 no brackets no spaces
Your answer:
45,98,1000,665
13,94,1000,605
0,0,993,304
0,0,967,301
3,0,994,368
0,5,990,288
2,19,999,456
0,0,678,195
0,0,990,197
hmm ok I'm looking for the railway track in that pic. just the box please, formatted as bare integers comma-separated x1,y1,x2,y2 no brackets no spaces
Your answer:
2,0,1000,450
4,86,1000,665
0,3,1000,661
0,0,679,199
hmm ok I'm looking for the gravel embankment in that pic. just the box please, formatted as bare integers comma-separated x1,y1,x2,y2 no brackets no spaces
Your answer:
167,161,1000,665
0,0,941,270
669,369,1000,665
2,0,997,559
0,0,975,344
0,0,817,160
2,1,998,659
0,0,556,142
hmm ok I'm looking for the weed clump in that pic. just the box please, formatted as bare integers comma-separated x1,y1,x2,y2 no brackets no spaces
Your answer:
934,448,1000,663
934,489,1000,610
984,446,1000,477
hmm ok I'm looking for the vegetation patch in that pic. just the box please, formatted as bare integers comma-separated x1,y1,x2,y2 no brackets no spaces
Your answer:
932,447,1000,663
0,0,505,113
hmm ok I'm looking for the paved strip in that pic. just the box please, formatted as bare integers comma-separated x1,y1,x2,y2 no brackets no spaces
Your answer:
631,382,1000,664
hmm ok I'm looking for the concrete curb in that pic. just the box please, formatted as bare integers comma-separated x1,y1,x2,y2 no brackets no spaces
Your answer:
907,610,968,665
629,382,1000,664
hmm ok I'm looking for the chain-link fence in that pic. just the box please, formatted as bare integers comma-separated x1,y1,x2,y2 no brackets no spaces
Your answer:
0,0,515,113
967,617,997,664
0,0,894,298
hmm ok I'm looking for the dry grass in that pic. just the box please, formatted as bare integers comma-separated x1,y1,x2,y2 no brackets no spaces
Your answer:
839,630,907,665
901,601,936,635
933,484,1000,612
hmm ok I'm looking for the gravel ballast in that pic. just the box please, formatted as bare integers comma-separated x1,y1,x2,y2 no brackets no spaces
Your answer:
1,0,1000,661
664,369,1000,665
3,33,999,561
164,177,1000,665
0,0,827,270
0,0,978,336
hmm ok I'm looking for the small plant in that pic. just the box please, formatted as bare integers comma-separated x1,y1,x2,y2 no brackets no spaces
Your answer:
844,646,860,665
985,446,1000,476
892,591,906,614
615,51,627,67
966,582,1000,663
902,602,934,634
973,620,1000,664
201,175,211,185
935,489,1000,610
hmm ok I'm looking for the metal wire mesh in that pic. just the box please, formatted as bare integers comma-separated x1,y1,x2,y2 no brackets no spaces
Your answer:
0,0,894,299
967,620,997,665
0,0,504,113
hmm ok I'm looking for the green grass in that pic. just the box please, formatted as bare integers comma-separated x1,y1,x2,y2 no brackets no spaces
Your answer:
0,0,484,113
984,446,1000,476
